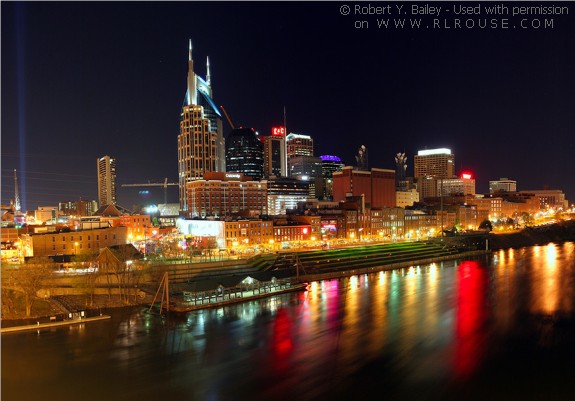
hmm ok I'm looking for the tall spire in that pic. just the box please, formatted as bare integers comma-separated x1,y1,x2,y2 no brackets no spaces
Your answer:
186,39,197,105
206,56,211,86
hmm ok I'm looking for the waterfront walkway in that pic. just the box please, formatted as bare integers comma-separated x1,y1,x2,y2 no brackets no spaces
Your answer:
1,315,111,334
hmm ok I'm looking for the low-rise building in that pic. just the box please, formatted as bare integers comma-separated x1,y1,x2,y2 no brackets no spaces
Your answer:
20,225,128,258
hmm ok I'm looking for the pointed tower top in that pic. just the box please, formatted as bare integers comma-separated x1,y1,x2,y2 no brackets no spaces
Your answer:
206,56,211,86
188,39,193,61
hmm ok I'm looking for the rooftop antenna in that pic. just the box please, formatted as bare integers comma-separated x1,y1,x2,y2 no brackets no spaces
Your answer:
283,106,288,175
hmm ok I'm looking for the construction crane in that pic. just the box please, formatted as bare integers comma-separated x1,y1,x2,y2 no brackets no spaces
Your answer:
219,105,235,129
121,178,178,204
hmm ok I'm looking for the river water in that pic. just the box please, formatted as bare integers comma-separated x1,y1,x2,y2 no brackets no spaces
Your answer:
3,243,575,401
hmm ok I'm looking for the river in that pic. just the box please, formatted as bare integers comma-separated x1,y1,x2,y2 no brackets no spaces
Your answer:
3,242,575,401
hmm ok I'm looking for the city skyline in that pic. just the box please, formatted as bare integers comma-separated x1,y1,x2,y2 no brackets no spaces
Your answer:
2,1,574,210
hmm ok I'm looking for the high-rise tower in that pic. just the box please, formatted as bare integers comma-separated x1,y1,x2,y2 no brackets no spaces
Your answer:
225,127,264,181
413,148,455,199
97,156,116,206
263,127,287,178
178,40,225,213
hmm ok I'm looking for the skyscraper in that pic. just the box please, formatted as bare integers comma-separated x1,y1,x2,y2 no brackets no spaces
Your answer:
414,148,455,179
178,40,225,213
320,155,344,201
414,148,455,199
263,127,287,178
286,133,314,163
97,155,116,206
225,127,264,181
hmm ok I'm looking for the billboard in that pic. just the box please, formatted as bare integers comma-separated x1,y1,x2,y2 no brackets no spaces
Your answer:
176,219,225,248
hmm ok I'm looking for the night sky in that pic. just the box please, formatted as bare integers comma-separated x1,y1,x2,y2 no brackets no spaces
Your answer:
2,1,574,211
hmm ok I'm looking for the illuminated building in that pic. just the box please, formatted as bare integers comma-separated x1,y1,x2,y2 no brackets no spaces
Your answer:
186,172,267,218
34,206,58,224
224,219,274,248
225,127,264,180
273,222,312,243
518,189,567,210
414,148,455,199
119,215,152,240
332,166,396,208
438,173,476,196
489,178,517,193
467,196,503,220
320,155,344,201
396,189,420,208
178,40,225,213
176,218,274,249
97,155,116,206
286,133,314,162
263,127,287,178
267,177,310,216
20,225,128,258
59,200,99,216
289,156,323,198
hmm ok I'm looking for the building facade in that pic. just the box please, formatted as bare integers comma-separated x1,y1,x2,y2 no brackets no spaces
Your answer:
396,189,420,208
21,225,128,258
414,148,455,199
489,178,517,193
186,172,268,218
438,175,476,196
225,127,264,181
267,177,310,216
286,133,314,162
97,155,116,206
332,167,396,209
178,40,225,213
263,127,287,178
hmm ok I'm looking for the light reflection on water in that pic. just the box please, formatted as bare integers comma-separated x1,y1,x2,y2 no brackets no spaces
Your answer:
3,243,575,401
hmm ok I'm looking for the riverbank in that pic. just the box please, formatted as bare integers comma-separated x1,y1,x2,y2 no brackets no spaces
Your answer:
4,220,573,324
489,219,575,250
1,294,151,326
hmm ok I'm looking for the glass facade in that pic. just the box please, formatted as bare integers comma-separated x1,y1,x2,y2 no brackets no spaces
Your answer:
225,128,265,181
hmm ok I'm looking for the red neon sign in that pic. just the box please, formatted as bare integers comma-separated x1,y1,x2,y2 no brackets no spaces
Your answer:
461,173,473,180
272,127,285,137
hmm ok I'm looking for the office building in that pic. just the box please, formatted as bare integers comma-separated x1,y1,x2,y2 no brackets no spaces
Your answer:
288,156,323,179
225,127,264,180
332,166,396,209
438,173,476,197
518,189,567,210
286,133,314,162
320,155,344,201
186,172,267,218
97,155,116,206
396,189,420,208
267,177,310,215
289,155,324,199
263,127,287,178
490,178,517,193
59,200,99,216
414,148,455,199
178,40,225,213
